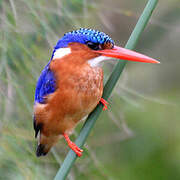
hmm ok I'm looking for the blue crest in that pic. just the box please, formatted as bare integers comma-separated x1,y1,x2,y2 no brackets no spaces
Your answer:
52,28,114,59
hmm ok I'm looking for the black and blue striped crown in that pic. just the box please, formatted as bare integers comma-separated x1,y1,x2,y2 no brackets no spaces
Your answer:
54,28,114,50
64,28,114,45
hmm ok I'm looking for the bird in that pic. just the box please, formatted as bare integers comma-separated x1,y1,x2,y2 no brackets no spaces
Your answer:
33,28,159,157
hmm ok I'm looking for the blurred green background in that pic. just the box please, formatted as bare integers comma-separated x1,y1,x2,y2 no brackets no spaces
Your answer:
0,0,180,179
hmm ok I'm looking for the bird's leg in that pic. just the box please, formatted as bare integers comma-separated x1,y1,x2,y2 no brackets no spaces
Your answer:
100,98,109,111
63,133,83,157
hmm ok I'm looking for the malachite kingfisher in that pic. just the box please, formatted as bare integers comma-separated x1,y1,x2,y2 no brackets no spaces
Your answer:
33,28,159,157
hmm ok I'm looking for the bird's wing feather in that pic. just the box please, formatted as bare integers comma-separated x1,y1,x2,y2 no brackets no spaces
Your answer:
34,64,56,137
34,64,56,104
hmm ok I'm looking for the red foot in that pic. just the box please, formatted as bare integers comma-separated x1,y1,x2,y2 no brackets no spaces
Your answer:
63,133,83,157
100,98,109,111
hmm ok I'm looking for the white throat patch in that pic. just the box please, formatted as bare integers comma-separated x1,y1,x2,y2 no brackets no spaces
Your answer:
53,48,71,60
88,56,112,67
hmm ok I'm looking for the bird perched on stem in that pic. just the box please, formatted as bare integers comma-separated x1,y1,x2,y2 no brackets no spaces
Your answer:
33,28,159,157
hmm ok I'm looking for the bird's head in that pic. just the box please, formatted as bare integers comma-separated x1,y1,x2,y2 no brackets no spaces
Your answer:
51,28,159,67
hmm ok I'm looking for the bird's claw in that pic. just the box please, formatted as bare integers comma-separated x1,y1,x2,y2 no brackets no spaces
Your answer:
100,98,109,111
63,133,83,157
68,142,83,157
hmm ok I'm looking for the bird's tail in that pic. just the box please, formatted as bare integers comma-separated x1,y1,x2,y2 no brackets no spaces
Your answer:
36,134,60,157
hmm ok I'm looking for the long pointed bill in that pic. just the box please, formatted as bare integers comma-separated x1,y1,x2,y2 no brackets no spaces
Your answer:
95,46,159,64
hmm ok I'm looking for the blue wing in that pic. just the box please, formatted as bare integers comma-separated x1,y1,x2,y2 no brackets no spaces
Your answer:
34,64,56,104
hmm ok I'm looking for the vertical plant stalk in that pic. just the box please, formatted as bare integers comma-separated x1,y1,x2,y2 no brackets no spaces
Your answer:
54,0,158,179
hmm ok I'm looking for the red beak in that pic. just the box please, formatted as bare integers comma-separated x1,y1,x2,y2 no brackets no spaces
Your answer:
95,46,159,64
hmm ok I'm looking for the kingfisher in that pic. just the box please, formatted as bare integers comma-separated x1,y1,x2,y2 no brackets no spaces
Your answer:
33,28,159,157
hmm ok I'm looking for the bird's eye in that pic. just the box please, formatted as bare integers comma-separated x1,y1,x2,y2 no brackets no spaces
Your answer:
86,41,101,50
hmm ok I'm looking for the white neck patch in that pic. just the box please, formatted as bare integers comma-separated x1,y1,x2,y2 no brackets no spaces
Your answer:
53,48,71,60
88,56,112,67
